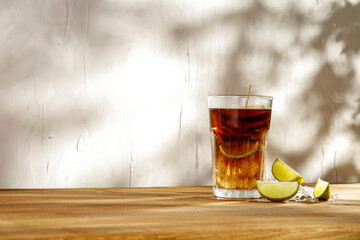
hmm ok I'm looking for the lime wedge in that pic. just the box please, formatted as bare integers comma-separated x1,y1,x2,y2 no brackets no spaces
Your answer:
314,178,331,200
256,181,300,202
219,141,259,159
272,158,303,184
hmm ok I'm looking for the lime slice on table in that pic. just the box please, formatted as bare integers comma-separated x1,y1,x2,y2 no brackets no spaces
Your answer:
219,141,259,159
272,158,304,184
257,181,300,202
314,178,331,200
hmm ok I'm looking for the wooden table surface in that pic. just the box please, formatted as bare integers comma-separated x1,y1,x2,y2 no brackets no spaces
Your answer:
0,184,359,240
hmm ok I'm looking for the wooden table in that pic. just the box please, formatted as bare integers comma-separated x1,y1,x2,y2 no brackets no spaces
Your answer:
0,184,359,239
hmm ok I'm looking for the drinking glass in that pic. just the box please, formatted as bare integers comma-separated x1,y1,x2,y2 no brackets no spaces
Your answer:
208,95,273,198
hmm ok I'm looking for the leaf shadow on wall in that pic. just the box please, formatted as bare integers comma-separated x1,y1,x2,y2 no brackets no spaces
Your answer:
170,1,360,183
270,2,360,182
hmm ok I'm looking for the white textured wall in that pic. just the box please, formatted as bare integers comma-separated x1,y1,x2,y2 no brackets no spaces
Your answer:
1,0,359,188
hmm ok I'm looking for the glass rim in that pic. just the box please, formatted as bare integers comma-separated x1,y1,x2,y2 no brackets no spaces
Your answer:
208,94,273,100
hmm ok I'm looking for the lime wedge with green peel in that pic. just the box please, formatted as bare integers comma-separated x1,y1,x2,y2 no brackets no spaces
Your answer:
219,141,259,159
272,158,304,184
314,178,331,200
257,181,300,202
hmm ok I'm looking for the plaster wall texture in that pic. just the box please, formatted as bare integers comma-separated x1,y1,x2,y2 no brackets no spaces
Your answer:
0,0,359,188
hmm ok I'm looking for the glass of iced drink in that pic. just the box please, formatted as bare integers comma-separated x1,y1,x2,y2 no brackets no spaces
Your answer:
208,95,272,198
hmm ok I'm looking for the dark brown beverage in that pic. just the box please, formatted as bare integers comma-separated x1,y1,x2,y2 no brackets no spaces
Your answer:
209,108,272,190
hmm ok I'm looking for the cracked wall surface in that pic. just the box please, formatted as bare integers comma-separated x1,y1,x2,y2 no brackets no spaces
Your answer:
0,0,359,188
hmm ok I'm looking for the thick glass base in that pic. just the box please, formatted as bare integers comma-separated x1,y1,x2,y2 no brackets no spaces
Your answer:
213,186,261,199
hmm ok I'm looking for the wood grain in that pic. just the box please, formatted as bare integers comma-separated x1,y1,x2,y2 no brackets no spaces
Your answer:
0,184,359,239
